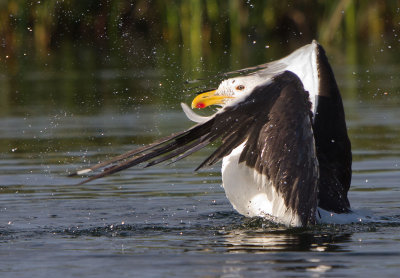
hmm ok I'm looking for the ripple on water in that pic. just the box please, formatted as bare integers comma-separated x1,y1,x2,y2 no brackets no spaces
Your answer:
1,101,400,277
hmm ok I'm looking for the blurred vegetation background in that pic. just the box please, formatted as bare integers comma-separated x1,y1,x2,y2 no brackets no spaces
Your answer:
0,0,399,115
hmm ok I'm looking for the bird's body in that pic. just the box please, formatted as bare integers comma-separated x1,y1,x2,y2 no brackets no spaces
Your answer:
71,40,352,227
221,143,304,226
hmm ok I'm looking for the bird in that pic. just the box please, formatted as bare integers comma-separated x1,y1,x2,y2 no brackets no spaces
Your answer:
70,40,352,227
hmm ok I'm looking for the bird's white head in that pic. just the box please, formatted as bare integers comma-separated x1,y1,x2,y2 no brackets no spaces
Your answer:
191,74,267,109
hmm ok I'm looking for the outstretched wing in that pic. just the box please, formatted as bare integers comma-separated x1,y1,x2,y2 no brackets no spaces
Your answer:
313,43,352,213
70,72,282,182
71,71,318,223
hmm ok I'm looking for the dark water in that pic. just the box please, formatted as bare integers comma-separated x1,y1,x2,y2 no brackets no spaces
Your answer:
1,54,400,277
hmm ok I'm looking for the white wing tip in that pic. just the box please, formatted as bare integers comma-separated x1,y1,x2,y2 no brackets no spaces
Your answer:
180,102,212,123
76,168,92,175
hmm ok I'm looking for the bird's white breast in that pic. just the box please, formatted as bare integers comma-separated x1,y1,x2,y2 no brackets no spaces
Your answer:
221,143,302,226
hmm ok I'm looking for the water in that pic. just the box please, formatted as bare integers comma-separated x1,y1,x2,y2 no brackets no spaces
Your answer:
1,57,400,276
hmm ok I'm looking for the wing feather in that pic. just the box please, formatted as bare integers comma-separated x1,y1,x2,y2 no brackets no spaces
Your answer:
73,71,319,224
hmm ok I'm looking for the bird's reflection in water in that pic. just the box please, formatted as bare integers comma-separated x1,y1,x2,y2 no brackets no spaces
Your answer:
211,219,353,276
217,218,353,253
220,228,352,253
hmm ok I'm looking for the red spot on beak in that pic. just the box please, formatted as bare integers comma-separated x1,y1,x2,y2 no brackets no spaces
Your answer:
196,103,206,108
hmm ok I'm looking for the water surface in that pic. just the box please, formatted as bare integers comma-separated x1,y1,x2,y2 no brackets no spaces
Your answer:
1,56,400,277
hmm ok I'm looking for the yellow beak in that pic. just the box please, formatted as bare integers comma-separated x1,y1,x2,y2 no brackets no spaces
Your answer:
191,90,233,109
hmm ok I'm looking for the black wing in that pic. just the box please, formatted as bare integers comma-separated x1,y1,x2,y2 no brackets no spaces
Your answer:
313,44,352,213
72,71,318,224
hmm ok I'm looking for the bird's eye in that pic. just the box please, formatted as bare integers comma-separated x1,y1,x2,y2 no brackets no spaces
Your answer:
236,85,245,90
